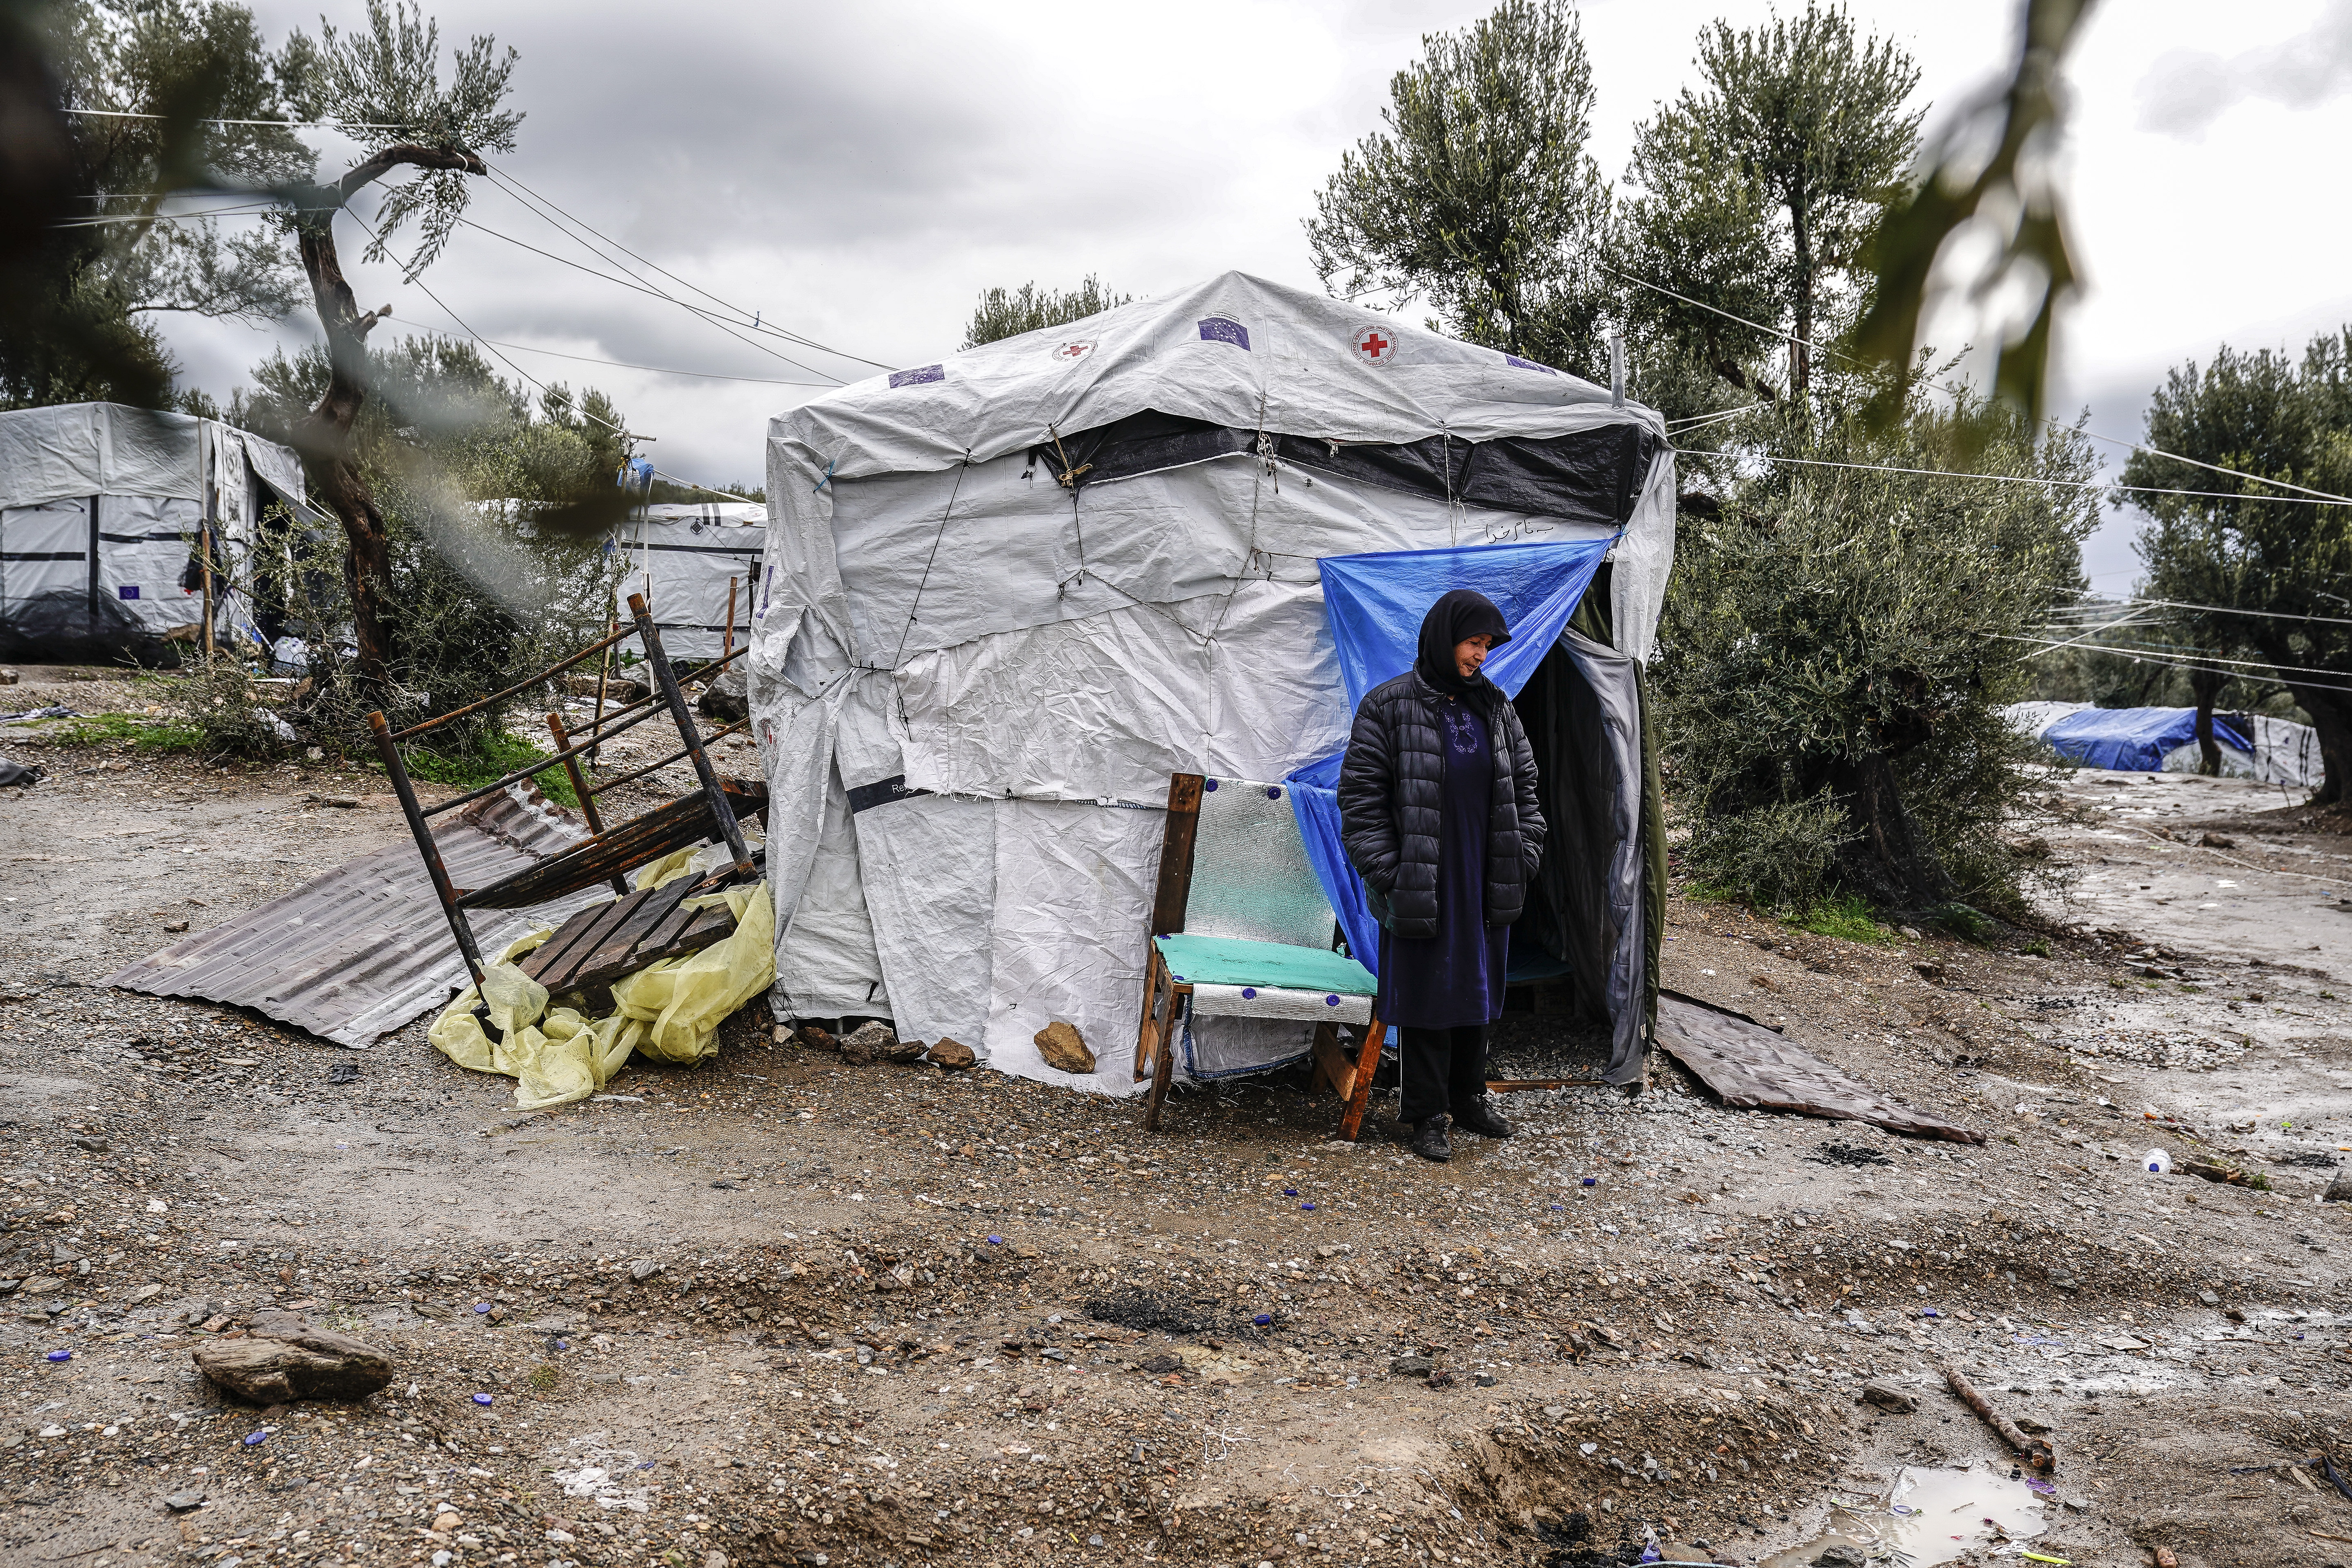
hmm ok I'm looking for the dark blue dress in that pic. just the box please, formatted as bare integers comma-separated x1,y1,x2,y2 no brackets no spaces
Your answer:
1375,695,1510,1029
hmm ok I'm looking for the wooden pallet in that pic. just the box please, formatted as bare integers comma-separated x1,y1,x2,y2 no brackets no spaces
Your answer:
516,878,738,994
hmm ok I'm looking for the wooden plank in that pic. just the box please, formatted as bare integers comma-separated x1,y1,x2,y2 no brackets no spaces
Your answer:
1487,1078,1606,1092
634,896,705,956
1337,1017,1387,1142
518,889,650,986
1310,1022,1357,1100
561,904,738,993
1148,774,1204,936
573,876,696,983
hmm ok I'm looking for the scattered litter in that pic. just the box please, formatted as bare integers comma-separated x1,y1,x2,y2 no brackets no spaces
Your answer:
1810,1141,1893,1168
2142,1149,2172,1175
1655,992,1984,1142
473,1393,494,1406
44,1350,70,1362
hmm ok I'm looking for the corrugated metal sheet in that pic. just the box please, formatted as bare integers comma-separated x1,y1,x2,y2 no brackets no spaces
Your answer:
105,787,610,1046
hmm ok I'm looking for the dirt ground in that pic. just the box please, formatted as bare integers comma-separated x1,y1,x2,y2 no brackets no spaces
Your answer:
5,664,2352,1568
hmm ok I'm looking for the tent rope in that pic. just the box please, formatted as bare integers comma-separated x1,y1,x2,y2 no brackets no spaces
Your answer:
1206,395,1276,644
891,449,973,669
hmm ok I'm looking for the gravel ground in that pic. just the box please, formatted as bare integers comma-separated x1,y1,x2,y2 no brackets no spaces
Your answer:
5,668,2352,1568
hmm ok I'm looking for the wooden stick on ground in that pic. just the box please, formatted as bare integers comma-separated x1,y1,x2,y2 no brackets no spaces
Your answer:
1938,1359,2055,1470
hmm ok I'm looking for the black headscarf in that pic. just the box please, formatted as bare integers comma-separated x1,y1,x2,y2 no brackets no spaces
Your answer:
1413,588,1511,698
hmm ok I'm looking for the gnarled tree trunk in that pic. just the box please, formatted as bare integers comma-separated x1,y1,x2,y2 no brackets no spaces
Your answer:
288,144,486,696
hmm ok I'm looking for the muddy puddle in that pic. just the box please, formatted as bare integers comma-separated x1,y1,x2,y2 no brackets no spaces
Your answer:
1763,1462,2047,1566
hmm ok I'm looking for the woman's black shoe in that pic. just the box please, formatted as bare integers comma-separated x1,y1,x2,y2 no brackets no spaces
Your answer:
1452,1097,1514,1139
1410,1116,1453,1162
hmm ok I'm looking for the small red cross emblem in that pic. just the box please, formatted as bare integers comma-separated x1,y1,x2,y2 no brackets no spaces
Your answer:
1353,326,1393,365
1053,340,1095,362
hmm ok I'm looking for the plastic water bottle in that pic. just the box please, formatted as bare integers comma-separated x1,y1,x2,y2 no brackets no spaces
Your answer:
2143,1149,2171,1175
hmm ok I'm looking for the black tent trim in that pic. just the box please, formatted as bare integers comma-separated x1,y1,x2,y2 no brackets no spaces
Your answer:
1031,409,1663,529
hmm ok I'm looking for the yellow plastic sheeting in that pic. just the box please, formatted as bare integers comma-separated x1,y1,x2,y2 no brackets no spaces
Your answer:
428,878,774,1110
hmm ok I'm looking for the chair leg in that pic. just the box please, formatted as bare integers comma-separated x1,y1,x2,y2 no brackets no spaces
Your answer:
1143,987,1183,1133
1134,947,1164,1083
629,592,754,879
1336,1016,1386,1143
369,709,487,988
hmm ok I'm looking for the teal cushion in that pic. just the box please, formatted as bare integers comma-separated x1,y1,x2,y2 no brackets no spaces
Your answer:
1154,932,1375,997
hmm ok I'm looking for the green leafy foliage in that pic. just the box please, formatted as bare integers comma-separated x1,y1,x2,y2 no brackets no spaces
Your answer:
1659,388,2097,915
2121,331,2352,804
397,726,578,808
962,276,1130,351
1304,0,1610,366
1623,1,1921,405
1858,0,2097,426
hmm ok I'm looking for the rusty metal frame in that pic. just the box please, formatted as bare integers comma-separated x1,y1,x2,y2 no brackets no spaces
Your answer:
367,591,757,990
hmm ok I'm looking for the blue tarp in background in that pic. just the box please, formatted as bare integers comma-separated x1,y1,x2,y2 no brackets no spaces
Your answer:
1287,537,1616,977
2041,705,2252,772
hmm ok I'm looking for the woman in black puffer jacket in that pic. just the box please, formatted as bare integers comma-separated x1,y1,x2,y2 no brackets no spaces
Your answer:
1337,589,1544,1163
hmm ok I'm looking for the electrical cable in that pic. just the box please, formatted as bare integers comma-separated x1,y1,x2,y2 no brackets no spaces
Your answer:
455,336,832,388
1996,633,2352,690
1753,452,2352,508
65,106,407,129
481,162,894,372
449,212,843,384
1608,260,2352,506
347,210,755,504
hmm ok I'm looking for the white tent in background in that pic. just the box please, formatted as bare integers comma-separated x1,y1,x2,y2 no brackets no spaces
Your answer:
613,502,765,659
746,273,1676,1097
2001,700,2324,789
0,402,312,664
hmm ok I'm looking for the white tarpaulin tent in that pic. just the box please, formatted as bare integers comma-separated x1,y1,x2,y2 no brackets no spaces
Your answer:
748,273,1675,1096
614,502,765,659
2002,700,2324,788
0,401,311,664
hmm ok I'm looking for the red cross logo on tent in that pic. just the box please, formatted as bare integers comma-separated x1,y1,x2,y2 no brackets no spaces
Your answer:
1352,325,1394,366
1053,340,1096,362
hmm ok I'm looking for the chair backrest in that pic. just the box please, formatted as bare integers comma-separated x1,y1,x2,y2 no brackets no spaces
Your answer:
1182,776,1335,949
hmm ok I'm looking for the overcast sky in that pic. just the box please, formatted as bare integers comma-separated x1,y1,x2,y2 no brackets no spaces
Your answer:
158,0,2352,591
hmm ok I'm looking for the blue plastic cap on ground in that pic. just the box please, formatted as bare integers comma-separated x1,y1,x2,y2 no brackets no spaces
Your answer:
45,1351,70,1362
1301,1202,1315,1210
1283,1188,1296,1195
473,1302,491,1314
987,1235,1004,1244
1581,1176,1598,1186
473,1393,493,1406
1253,1314,1272,1326
243,1431,268,1445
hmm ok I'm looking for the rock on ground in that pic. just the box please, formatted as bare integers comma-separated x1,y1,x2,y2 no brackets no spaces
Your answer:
192,1326,394,1404
1034,1019,1095,1074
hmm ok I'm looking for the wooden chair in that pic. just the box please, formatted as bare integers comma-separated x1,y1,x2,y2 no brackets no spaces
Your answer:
368,591,761,990
1136,773,1387,1139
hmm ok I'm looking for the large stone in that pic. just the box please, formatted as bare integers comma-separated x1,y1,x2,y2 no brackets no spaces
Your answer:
1860,1381,1918,1413
925,1037,977,1071
2324,1169,2352,1204
1033,1020,1095,1075
697,669,748,724
838,1021,896,1065
192,1327,393,1404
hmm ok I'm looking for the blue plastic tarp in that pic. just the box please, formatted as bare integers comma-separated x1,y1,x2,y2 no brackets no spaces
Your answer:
2041,706,2252,772
1288,538,1615,977
1316,537,1616,711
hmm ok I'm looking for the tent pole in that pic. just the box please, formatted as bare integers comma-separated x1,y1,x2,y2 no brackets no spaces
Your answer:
723,576,738,659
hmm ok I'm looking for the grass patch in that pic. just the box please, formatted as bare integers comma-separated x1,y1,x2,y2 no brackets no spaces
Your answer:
50,712,207,753
1783,893,1896,945
398,729,579,808
1931,901,1998,944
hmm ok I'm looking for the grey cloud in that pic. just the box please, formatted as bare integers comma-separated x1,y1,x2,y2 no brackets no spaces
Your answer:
2138,0,2352,134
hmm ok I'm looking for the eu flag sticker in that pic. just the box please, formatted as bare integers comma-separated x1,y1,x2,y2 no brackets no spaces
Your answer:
119,585,140,599
1197,317,1250,351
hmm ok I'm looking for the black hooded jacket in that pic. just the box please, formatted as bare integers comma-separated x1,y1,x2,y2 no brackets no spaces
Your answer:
1335,594,1545,940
